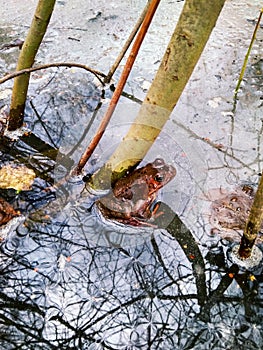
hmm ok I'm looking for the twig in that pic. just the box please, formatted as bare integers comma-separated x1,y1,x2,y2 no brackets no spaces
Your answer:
104,0,151,83
0,62,106,85
0,39,24,51
172,119,259,174
234,7,263,100
73,0,161,175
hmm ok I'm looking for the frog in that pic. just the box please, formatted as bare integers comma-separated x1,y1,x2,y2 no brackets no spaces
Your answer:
209,184,263,242
95,158,176,226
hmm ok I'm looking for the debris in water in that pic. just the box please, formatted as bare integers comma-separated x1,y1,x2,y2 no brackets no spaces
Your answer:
0,164,36,191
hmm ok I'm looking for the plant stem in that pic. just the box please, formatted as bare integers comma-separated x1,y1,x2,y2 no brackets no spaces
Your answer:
238,174,263,259
92,0,226,186
234,7,263,100
8,0,56,131
0,62,105,85
104,0,151,83
73,0,161,175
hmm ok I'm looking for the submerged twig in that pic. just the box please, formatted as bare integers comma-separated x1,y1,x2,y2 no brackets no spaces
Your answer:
172,119,259,174
234,7,263,101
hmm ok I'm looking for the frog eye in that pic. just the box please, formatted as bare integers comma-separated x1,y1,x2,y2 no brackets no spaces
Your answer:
154,174,164,182
154,158,164,167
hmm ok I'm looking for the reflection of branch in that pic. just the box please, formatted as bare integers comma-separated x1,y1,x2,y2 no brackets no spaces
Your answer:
79,294,146,335
0,291,44,316
154,202,207,306
0,298,57,349
66,102,102,158
0,132,74,183
29,100,57,148
0,136,55,183
199,264,239,322
0,313,54,348
235,272,259,320
151,235,178,284
0,62,106,85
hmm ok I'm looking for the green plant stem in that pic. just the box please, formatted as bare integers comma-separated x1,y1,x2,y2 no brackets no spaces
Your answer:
92,0,226,187
234,7,263,100
238,174,263,259
8,0,56,131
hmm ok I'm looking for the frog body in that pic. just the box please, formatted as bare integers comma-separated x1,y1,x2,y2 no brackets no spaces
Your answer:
96,158,176,226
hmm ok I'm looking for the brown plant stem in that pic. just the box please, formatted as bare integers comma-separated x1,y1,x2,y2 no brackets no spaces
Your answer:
73,0,161,175
104,0,151,83
0,62,106,85
238,174,263,259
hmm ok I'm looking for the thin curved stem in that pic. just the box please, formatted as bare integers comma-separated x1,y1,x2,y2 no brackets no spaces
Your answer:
0,62,106,86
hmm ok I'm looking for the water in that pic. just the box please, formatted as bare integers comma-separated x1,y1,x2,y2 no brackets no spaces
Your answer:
0,0,263,348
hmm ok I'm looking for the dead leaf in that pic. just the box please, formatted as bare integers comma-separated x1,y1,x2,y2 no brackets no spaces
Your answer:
0,164,36,191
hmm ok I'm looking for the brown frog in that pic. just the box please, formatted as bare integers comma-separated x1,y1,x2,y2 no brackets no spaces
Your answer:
96,158,176,226
209,185,263,240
